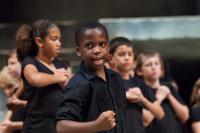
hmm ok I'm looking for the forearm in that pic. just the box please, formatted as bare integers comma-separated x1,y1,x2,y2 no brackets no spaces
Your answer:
168,94,189,123
192,122,200,133
142,109,155,127
7,100,27,111
142,98,164,120
29,73,59,87
3,111,13,121
56,120,99,133
12,122,23,130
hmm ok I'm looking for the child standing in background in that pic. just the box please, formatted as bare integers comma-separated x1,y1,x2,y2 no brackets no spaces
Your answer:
136,49,189,133
16,19,69,133
0,50,25,133
56,21,126,133
109,37,164,133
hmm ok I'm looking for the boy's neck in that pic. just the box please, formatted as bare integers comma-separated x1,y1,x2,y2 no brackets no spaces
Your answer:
94,67,106,81
117,69,133,80
145,79,160,89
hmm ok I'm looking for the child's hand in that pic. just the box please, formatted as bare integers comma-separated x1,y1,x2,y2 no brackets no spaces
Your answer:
54,68,70,89
0,120,14,133
156,85,171,102
6,95,27,111
126,87,144,103
95,110,116,131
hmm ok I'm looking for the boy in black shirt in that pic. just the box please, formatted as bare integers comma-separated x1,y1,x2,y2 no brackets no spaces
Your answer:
136,49,189,133
56,21,126,133
109,37,164,133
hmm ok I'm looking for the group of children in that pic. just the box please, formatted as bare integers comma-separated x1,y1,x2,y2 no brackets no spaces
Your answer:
0,19,199,133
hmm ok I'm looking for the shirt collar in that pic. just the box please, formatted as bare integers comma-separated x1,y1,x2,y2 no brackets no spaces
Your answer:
79,61,112,81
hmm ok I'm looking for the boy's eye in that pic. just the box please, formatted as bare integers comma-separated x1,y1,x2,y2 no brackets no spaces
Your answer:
145,63,151,67
99,41,107,47
118,52,125,56
128,52,133,56
85,43,94,49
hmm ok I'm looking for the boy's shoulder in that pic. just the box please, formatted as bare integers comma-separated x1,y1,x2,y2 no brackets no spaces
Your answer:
66,70,90,88
106,68,124,86
160,81,174,90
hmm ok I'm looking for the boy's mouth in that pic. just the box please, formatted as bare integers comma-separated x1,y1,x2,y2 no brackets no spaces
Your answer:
93,57,104,65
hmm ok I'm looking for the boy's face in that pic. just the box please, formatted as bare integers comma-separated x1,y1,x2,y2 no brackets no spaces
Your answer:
139,55,162,82
76,28,109,70
112,45,135,73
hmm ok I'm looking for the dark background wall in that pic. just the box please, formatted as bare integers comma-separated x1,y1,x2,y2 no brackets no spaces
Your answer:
0,0,199,22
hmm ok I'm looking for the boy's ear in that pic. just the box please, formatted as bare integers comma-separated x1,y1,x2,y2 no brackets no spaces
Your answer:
107,54,113,64
107,54,115,69
75,47,81,56
34,37,44,48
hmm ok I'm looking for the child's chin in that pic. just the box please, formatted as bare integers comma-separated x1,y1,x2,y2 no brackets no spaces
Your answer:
94,60,104,66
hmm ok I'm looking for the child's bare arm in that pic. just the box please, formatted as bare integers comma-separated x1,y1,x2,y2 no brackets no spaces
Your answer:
167,92,189,123
24,64,68,87
1,120,23,133
6,96,27,111
192,122,200,133
142,85,171,126
127,88,164,120
57,110,116,133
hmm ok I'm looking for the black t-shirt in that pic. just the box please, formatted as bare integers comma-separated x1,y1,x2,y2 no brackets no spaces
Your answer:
191,105,200,123
56,61,126,133
21,57,64,133
147,82,185,133
10,108,25,133
123,77,156,133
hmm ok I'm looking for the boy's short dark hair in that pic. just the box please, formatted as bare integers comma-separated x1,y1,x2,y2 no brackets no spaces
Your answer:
75,21,109,46
109,37,134,55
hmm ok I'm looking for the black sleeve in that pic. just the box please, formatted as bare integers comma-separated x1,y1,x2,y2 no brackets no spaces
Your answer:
191,106,200,123
138,80,156,102
21,56,37,79
56,83,91,122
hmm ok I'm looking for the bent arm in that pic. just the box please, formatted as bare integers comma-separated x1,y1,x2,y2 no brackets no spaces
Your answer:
167,94,189,123
23,64,64,87
57,120,98,133
142,99,164,120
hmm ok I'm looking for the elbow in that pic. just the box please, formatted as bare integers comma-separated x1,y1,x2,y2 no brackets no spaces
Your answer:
57,121,65,133
153,102,165,120
180,106,189,123
156,109,165,120
158,106,165,120
143,120,151,127
28,75,42,87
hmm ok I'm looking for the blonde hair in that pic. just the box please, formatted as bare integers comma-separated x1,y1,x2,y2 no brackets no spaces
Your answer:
190,78,200,107
0,66,17,89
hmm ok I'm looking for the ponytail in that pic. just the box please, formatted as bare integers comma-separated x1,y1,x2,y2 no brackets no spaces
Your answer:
16,24,37,62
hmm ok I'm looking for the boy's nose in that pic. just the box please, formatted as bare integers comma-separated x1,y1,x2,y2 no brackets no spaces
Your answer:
93,46,101,54
57,41,61,47
125,54,129,59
